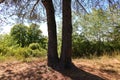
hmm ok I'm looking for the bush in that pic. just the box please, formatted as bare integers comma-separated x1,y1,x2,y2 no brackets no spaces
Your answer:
0,42,47,61
0,46,9,56
29,48,47,57
29,43,40,50
13,44,47,59
30,49,45,57
5,47,16,56
14,47,31,58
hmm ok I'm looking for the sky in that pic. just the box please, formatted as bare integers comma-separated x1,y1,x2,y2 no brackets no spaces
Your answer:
40,22,48,36
0,2,48,36
1,0,119,36
1,22,48,36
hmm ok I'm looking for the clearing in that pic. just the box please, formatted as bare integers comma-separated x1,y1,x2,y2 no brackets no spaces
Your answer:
0,56,120,80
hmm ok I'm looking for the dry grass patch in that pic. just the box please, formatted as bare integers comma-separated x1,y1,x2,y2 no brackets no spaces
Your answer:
73,55,120,80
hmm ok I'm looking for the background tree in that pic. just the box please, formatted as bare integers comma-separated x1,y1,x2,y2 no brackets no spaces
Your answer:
28,23,47,49
27,23,42,44
10,24,28,47
80,9,109,55
71,7,120,57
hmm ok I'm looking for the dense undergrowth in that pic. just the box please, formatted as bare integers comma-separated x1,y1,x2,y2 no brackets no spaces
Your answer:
0,43,47,62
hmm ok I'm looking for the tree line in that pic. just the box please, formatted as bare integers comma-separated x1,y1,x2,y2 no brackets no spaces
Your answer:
10,23,47,48
0,23,47,60
71,8,120,57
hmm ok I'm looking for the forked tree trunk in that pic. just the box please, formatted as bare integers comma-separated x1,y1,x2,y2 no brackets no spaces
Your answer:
42,0,59,67
60,0,72,68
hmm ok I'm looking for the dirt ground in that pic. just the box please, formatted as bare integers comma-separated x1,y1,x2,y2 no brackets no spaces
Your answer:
0,57,120,80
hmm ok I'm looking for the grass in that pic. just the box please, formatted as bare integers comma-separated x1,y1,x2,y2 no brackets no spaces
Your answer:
0,50,120,62
73,53,120,80
0,51,120,80
0,55,46,63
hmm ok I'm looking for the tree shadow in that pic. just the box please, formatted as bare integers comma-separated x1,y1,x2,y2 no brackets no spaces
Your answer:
55,63,105,80
0,62,106,80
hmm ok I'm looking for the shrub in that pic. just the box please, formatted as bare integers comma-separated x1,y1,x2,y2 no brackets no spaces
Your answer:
14,47,31,58
0,42,47,61
5,47,16,56
29,47,47,57
0,46,9,56
29,43,40,50
14,45,47,59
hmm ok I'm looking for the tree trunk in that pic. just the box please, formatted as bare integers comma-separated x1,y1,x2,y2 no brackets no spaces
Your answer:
42,0,59,67
60,0,72,69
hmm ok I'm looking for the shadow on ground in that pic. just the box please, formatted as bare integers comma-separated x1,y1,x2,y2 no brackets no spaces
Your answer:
0,61,106,80
55,63,105,80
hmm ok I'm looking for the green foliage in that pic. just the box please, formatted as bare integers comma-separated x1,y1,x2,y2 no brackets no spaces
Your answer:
0,34,18,56
30,49,46,57
14,47,31,58
29,43,40,50
0,46,9,56
0,56,6,62
0,34,17,47
13,47,45,59
27,23,42,44
0,46,47,61
10,23,47,49
29,43,47,57
71,8,120,58
39,36,48,49
0,25,47,61
10,24,28,47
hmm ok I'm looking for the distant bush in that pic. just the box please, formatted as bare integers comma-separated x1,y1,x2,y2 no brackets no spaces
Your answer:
29,43,40,50
29,43,47,57
11,44,46,59
0,26,47,62
14,47,31,58
72,34,120,58
0,46,47,61
30,49,46,57
0,46,9,56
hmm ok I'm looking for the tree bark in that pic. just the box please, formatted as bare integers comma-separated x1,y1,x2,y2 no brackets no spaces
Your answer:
0,0,4,3
60,0,72,69
42,0,59,67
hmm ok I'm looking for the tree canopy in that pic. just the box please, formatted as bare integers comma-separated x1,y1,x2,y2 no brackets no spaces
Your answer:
0,0,120,25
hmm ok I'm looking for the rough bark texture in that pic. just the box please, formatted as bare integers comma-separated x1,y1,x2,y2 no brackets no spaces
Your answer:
0,0,4,3
60,0,72,69
42,0,59,67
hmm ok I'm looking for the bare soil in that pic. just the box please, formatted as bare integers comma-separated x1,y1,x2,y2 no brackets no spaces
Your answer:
0,58,120,80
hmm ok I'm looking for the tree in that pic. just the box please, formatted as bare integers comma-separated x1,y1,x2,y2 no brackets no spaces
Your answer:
27,23,42,44
1,0,120,69
60,0,72,68
77,9,110,55
42,0,73,68
10,24,28,47
10,23,46,48
0,34,17,47
42,0,59,67
28,23,47,49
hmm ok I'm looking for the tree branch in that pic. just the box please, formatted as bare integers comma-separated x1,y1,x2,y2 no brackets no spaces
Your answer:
30,0,40,17
76,0,88,14
0,0,5,3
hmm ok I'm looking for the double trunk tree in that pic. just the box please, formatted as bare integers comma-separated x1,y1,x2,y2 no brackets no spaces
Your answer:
0,0,118,69
0,0,72,68
42,0,59,67
42,0,72,68
60,0,72,68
